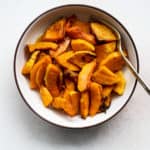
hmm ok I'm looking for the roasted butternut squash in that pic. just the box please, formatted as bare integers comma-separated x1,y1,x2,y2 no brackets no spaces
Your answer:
55,51,80,71
68,51,96,68
28,42,58,52
71,39,95,51
80,91,90,118
91,22,117,41
42,18,66,41
101,51,125,72
40,85,53,107
92,66,119,85
89,82,103,116
113,71,126,95
78,60,96,92
44,64,61,97
30,55,51,89
22,51,40,75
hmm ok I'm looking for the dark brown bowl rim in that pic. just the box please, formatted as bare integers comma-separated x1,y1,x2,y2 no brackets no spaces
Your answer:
13,4,139,129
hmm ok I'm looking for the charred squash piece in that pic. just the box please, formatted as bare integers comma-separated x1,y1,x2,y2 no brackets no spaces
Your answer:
22,51,40,75
92,66,119,85
40,85,53,107
28,42,58,52
44,64,61,97
71,39,95,51
89,82,103,116
42,18,66,41
78,60,96,92
80,91,90,118
101,86,113,110
91,22,117,41
55,51,80,71
66,15,90,34
113,71,126,95
51,37,70,57
66,26,96,44
68,51,96,68
30,55,51,89
101,52,125,72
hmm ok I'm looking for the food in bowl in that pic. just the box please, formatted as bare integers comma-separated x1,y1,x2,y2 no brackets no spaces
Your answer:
21,15,127,119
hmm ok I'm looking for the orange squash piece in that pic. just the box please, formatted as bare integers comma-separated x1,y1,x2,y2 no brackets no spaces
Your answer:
68,51,96,68
28,42,58,52
91,22,117,41
78,59,96,92
102,86,113,98
71,39,95,51
35,63,46,88
113,71,126,95
66,15,90,34
101,52,125,72
63,91,80,116
40,85,53,107
51,37,70,57
52,97,65,109
42,18,66,41
89,82,103,116
22,50,40,75
95,42,116,64
55,51,80,71
92,66,119,85
30,55,51,89
80,91,90,118
44,64,61,97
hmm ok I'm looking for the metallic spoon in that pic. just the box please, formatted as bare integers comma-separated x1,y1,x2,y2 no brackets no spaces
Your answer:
103,20,150,95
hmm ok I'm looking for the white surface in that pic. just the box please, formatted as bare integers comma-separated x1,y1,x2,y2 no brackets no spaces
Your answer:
0,0,150,149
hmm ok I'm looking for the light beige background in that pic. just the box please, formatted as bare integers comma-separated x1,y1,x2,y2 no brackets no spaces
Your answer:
0,0,150,150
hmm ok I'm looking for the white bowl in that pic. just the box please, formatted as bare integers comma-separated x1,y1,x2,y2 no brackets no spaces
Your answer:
14,5,139,128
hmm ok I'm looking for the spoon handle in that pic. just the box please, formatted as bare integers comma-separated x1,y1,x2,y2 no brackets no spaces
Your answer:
119,50,150,95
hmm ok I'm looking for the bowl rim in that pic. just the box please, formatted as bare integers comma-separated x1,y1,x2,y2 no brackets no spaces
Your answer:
13,4,139,129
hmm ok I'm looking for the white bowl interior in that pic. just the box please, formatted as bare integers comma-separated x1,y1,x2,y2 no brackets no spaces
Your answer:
15,5,138,128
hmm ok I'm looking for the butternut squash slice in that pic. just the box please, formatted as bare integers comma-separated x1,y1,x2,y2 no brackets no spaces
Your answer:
51,37,70,57
28,42,58,52
52,97,65,109
22,50,40,75
89,82,103,116
68,51,96,68
71,39,95,51
100,52,125,72
95,42,116,64
42,18,66,41
30,55,51,89
80,91,90,118
78,60,96,92
113,71,126,95
55,51,80,71
66,26,96,44
92,66,119,85
40,85,53,107
44,64,61,97
35,63,47,88
91,22,117,41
